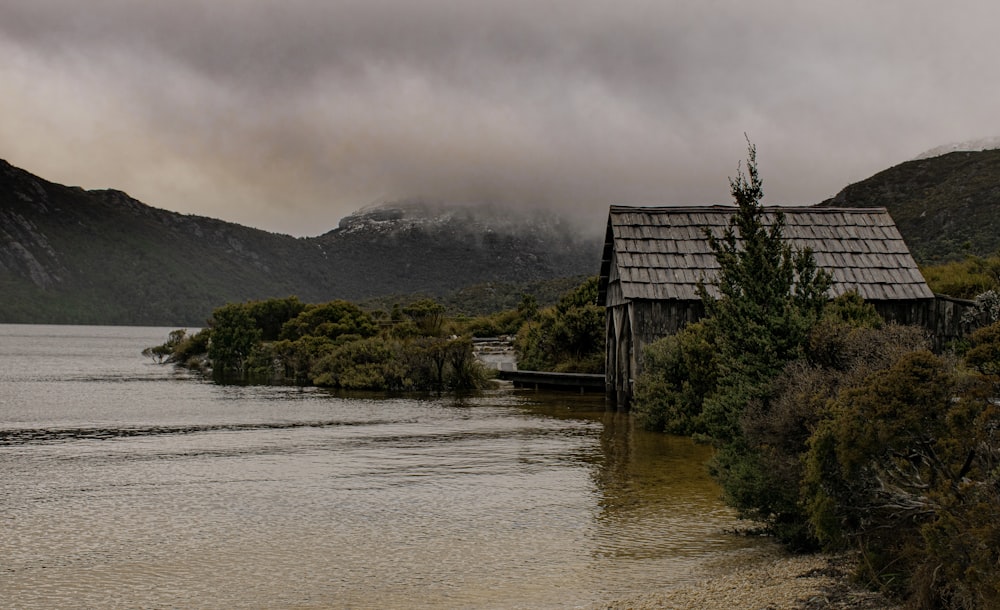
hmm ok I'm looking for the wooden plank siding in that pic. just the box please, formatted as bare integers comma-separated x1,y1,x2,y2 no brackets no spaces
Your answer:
599,205,942,410
605,299,706,409
872,295,980,351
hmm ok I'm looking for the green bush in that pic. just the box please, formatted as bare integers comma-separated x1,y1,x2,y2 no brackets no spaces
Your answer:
311,337,409,391
514,276,604,373
208,302,262,380
270,335,337,385
309,335,489,392
172,329,210,365
142,329,187,363
458,299,533,338
280,300,378,341
798,333,1000,608
735,321,928,549
921,255,1000,299
632,321,717,435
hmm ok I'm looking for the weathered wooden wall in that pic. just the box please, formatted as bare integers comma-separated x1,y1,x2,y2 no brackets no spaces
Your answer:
872,295,979,350
605,299,705,409
606,294,983,409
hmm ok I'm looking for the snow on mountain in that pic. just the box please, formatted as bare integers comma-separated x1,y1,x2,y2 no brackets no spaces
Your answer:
913,137,1000,160
332,199,589,240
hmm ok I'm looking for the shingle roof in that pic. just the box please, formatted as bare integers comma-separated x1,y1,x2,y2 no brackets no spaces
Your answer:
599,205,934,303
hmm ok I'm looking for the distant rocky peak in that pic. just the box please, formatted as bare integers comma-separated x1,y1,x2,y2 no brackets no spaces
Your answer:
338,200,454,229
333,199,585,239
913,136,1000,160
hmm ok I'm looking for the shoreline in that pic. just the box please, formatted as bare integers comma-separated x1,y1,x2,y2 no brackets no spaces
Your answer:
595,548,901,610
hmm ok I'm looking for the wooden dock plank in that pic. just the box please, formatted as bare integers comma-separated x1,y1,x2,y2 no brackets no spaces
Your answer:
497,370,605,393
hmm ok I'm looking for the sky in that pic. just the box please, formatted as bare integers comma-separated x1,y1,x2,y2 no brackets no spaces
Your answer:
2,1,1000,237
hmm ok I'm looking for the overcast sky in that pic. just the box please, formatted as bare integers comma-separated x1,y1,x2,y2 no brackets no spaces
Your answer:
2,1,998,236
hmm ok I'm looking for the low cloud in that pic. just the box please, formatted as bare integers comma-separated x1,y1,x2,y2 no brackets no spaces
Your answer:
2,0,1000,235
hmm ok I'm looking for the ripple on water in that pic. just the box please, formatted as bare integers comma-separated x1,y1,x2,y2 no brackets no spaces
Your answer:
0,325,768,609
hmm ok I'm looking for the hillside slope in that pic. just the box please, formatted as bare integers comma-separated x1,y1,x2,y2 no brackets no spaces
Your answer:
820,149,1000,264
0,160,602,325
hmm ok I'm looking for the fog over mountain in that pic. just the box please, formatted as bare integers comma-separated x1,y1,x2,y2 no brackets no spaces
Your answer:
0,158,601,325
3,1,1000,236
914,137,1000,160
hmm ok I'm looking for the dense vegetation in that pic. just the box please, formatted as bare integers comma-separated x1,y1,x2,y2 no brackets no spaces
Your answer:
821,149,1000,264
147,275,605,391
514,276,604,373
921,253,1000,299
634,144,1000,609
149,296,491,392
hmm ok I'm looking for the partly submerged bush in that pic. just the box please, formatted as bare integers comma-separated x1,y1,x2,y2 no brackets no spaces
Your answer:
144,296,490,393
632,321,717,435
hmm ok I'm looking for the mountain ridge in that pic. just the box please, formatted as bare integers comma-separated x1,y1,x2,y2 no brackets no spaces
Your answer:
820,149,1000,264
0,159,602,325
6,144,1000,325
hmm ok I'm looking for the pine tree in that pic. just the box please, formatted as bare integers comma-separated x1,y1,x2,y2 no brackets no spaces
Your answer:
697,140,830,441
697,140,831,539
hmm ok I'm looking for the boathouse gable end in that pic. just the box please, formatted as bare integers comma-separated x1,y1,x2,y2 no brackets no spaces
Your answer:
598,205,936,409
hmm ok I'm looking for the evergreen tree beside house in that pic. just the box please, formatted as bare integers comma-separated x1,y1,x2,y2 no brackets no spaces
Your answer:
597,177,939,409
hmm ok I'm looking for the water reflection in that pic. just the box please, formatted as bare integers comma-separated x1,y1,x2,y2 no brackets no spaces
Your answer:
510,391,756,592
1,326,766,609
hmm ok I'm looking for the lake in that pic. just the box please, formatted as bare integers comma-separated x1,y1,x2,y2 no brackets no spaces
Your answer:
0,324,767,608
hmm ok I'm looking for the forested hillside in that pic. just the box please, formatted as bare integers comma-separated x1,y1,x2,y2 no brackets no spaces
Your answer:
0,159,602,325
821,149,1000,264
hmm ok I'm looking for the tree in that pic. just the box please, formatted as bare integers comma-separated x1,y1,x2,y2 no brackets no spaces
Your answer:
244,296,306,341
698,140,831,441
280,300,378,341
142,329,187,363
208,302,262,379
401,299,447,337
690,140,831,545
514,276,604,373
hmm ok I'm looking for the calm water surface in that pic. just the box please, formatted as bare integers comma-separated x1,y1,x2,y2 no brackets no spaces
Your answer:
0,324,766,609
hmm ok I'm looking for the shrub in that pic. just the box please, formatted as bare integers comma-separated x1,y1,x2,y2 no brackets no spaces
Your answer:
800,346,1000,607
632,321,717,434
142,329,187,363
402,299,447,337
460,309,523,337
734,322,929,549
514,277,604,373
280,300,378,341
921,255,1000,299
311,338,409,391
961,289,1000,331
172,328,210,365
270,335,336,385
309,335,489,392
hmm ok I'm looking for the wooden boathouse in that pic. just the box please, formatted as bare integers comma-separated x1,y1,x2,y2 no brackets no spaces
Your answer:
597,205,958,409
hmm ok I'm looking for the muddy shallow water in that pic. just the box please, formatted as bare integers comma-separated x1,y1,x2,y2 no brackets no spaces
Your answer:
0,324,766,608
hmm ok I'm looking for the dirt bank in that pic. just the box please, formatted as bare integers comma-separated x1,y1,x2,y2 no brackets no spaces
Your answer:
595,549,899,610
